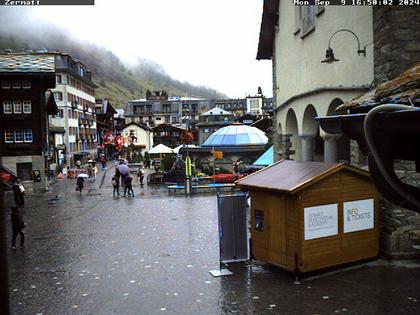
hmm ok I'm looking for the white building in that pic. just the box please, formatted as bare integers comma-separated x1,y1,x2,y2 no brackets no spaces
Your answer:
257,2,373,162
246,93,263,115
49,53,97,166
122,122,153,153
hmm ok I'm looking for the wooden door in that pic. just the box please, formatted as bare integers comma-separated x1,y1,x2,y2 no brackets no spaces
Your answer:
267,195,287,266
250,191,269,262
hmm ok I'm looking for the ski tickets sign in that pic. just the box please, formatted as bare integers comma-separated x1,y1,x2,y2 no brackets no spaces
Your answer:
304,204,338,240
344,199,374,233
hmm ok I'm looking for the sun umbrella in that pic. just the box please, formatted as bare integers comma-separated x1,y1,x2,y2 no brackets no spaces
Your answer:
148,144,174,155
77,173,89,178
117,163,130,175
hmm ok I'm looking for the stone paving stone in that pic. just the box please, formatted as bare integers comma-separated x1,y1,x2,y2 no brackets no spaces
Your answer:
4,167,420,314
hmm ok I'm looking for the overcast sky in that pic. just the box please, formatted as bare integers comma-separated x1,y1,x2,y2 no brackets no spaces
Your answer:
25,0,272,98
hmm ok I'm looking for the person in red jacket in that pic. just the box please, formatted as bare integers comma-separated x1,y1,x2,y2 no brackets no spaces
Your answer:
10,206,25,251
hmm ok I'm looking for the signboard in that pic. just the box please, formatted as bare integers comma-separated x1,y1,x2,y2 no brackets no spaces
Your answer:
304,204,338,240
343,199,374,233
213,150,223,159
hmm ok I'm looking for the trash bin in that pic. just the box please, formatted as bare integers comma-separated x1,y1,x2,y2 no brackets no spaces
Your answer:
217,192,248,263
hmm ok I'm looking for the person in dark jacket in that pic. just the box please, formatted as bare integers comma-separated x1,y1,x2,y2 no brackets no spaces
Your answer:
76,177,84,194
112,175,120,197
12,179,25,206
115,167,121,184
124,175,134,197
10,206,25,250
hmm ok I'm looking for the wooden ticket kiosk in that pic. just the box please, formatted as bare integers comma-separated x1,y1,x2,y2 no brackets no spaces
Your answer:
236,160,379,273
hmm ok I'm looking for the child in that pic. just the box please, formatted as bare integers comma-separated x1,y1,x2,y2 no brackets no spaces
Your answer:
112,175,120,197
124,175,134,197
137,164,145,186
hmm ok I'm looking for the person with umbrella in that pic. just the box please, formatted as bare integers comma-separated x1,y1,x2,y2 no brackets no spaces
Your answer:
76,173,88,194
117,161,130,187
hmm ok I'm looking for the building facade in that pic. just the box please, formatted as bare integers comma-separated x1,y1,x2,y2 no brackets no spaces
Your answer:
257,2,420,258
258,2,373,163
95,99,116,158
213,96,273,118
152,123,186,148
114,108,125,135
121,122,153,153
0,54,57,193
196,108,235,145
50,52,97,166
125,90,211,145
125,91,210,127
213,98,246,117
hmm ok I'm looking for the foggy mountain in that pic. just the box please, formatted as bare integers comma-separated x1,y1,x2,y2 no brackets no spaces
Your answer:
0,10,227,107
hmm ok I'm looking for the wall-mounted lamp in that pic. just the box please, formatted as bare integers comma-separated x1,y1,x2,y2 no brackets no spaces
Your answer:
321,29,366,64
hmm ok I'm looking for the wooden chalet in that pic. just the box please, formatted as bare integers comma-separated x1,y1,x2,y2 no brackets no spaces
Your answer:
152,123,186,147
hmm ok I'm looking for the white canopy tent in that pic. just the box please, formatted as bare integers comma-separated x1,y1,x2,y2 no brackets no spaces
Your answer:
148,144,174,155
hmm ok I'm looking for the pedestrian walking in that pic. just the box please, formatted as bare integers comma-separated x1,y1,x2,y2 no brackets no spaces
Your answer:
137,164,145,186
10,206,25,251
86,164,93,178
153,161,160,173
124,175,134,197
112,175,120,197
233,160,242,175
76,176,84,194
100,154,107,169
115,167,121,181
119,161,129,187
12,179,25,207
49,162,56,178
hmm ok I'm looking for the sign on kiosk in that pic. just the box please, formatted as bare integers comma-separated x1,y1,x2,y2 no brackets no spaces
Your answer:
304,204,338,240
344,199,374,233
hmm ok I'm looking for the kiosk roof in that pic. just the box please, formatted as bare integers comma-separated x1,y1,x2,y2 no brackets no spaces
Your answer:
236,160,369,194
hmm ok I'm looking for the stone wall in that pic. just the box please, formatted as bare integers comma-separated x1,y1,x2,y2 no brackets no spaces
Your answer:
349,140,367,169
373,6,420,85
371,6,420,258
379,161,420,258
0,155,46,194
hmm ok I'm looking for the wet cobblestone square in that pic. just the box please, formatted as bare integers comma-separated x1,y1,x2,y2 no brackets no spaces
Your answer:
5,170,420,314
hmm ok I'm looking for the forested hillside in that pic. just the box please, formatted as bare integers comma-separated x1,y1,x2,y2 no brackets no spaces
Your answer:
0,12,226,107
